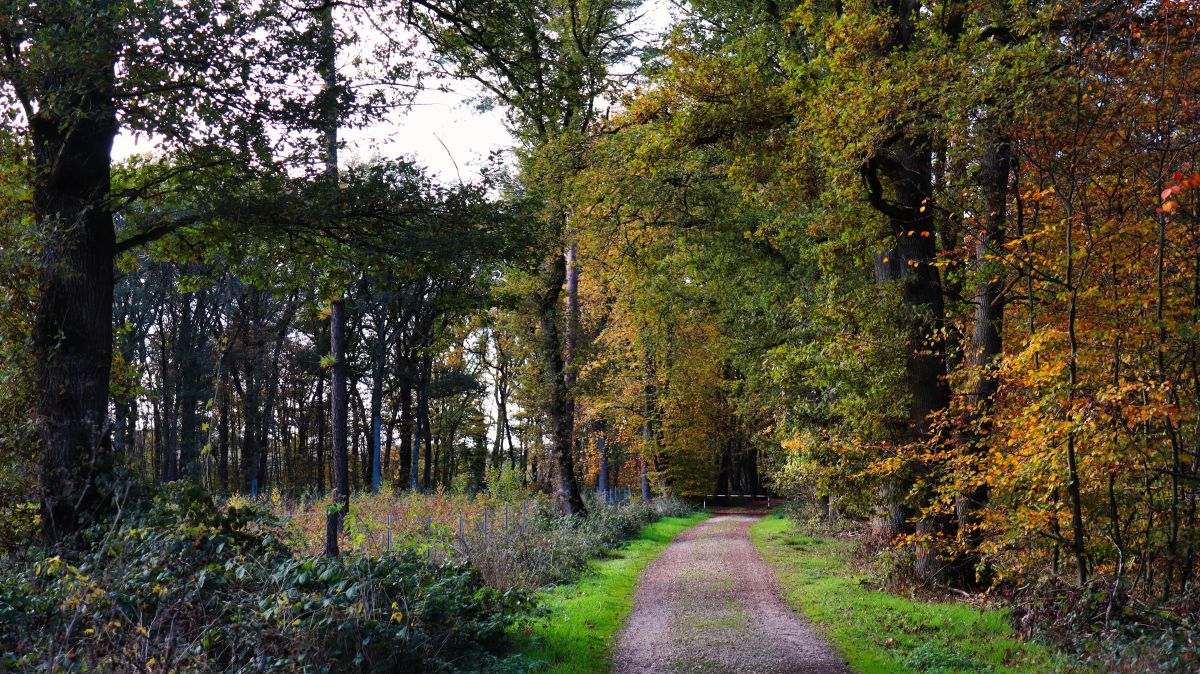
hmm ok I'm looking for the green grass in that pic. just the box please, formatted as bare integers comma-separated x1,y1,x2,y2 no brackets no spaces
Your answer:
512,512,710,673
750,515,1085,674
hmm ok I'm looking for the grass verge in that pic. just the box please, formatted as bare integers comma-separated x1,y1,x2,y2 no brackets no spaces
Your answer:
512,512,710,673
751,514,1085,674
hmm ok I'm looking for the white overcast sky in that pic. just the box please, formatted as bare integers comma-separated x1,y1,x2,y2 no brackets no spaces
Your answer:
112,2,677,184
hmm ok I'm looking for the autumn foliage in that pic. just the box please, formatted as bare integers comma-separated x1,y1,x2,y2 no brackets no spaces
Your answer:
560,0,1200,614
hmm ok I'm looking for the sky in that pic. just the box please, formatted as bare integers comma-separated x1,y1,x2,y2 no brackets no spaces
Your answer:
110,52,513,184
111,2,678,185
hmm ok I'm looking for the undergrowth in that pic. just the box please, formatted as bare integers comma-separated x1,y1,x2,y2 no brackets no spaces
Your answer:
0,481,694,673
512,512,709,673
0,483,530,673
1008,579,1200,672
752,514,1079,674
777,501,1200,672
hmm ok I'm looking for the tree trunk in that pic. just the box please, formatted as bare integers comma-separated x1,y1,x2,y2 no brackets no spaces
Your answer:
383,392,400,478
538,251,587,516
419,353,433,489
159,307,179,483
218,367,230,492
955,128,1011,581
371,357,384,493
1064,199,1088,586
176,291,209,480
493,367,508,470
330,299,350,517
398,363,413,488
596,418,609,498
30,17,121,541
315,371,326,494
639,454,651,503
864,132,952,579
641,351,657,502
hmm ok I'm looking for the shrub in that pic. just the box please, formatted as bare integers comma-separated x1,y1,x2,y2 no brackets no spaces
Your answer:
483,465,525,502
456,496,694,590
779,498,860,537
1010,579,1200,673
0,483,531,673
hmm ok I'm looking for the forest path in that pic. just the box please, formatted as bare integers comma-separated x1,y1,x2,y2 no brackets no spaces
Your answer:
612,514,848,674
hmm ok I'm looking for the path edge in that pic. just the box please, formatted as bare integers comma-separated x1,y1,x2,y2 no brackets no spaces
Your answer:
512,510,712,673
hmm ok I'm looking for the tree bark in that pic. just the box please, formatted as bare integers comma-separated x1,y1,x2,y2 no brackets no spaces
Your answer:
315,370,326,494
370,378,383,493
596,418,609,498
398,360,413,488
419,353,433,489
538,252,587,516
176,289,211,480
955,128,1011,581
218,367,231,492
29,8,121,541
330,299,350,517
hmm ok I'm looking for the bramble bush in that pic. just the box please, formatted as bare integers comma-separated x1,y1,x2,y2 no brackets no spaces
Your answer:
0,483,532,673
1010,578,1200,673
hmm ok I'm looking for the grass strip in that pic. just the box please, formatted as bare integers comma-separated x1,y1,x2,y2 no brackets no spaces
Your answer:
513,512,710,673
750,514,1085,674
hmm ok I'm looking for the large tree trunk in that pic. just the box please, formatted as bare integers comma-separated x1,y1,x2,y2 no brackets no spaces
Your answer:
886,138,953,580
564,242,581,468
30,14,121,541
863,137,952,576
318,2,347,536
538,251,587,516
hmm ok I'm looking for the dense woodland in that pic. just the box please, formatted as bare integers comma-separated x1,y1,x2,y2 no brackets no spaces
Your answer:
2,0,1200,671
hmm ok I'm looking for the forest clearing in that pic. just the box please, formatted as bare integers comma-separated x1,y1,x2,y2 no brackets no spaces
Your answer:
2,0,1199,672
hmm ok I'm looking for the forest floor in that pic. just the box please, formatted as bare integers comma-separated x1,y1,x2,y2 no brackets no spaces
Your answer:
612,514,849,674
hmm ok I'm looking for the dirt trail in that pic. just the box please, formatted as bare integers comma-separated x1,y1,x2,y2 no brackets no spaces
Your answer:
612,514,848,674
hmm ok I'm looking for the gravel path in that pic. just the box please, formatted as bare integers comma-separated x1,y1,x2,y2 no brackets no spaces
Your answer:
612,514,849,674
